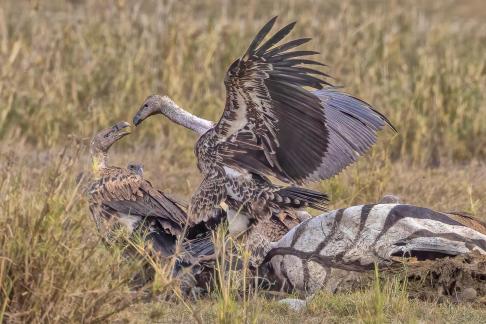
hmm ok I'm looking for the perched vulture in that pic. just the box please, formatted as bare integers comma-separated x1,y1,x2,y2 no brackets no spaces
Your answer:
88,122,187,256
132,16,394,234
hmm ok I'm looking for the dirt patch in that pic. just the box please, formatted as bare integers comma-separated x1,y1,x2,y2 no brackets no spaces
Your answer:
393,252,486,303
337,252,486,304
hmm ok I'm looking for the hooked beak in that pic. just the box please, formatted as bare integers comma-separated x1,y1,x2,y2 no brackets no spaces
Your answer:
132,103,148,126
132,113,142,126
112,121,132,136
133,101,160,126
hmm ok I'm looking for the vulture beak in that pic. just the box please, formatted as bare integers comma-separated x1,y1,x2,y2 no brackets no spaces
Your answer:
132,113,142,126
113,121,132,136
133,103,149,126
133,98,161,126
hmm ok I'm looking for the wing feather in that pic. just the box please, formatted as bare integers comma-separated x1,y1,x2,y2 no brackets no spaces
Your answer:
189,170,227,224
89,168,187,235
254,22,296,56
265,38,311,57
244,16,278,58
199,17,393,189
305,89,394,181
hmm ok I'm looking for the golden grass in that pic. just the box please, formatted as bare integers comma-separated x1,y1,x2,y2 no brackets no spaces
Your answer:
1,0,485,322
1,0,485,163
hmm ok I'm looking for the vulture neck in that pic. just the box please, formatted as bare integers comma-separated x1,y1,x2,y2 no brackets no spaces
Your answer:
91,151,107,178
161,98,213,135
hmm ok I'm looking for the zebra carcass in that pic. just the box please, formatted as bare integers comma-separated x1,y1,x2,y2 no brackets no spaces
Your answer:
262,204,486,300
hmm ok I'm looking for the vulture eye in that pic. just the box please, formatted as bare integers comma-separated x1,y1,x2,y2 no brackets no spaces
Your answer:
144,104,148,109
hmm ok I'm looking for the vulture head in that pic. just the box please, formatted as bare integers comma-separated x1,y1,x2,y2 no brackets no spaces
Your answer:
90,121,132,154
132,95,168,126
90,121,131,174
127,162,144,176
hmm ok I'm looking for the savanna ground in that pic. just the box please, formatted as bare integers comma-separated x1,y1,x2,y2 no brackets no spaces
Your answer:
1,0,485,322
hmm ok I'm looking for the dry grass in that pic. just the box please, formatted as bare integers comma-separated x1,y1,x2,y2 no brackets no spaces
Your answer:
1,0,485,322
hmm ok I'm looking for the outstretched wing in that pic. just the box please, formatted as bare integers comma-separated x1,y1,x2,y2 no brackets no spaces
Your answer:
88,168,187,235
210,16,393,185
304,88,394,181
189,170,227,224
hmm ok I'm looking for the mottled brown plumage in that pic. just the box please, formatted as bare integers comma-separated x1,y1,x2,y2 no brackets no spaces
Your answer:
87,122,187,256
87,122,228,293
88,167,186,236
187,17,334,224
133,16,393,234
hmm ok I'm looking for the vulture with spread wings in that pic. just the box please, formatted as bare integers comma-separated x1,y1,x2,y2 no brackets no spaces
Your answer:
133,17,394,230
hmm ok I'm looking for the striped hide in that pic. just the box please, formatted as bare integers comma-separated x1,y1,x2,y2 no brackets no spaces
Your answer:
263,204,486,294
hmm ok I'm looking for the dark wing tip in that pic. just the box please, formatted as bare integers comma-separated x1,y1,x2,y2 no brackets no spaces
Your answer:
359,99,397,133
255,21,297,57
244,16,279,58
384,116,398,133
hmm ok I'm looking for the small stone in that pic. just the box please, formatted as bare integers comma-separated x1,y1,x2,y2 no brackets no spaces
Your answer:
460,287,477,301
279,298,307,312
379,194,401,204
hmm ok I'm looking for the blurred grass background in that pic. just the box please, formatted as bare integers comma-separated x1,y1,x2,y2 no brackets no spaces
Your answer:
1,0,485,322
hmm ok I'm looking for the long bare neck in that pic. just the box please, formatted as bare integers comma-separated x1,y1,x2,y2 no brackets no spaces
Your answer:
91,151,107,178
161,97,213,135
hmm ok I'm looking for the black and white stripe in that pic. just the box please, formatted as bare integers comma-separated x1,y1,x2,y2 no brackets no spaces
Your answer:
263,204,486,294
